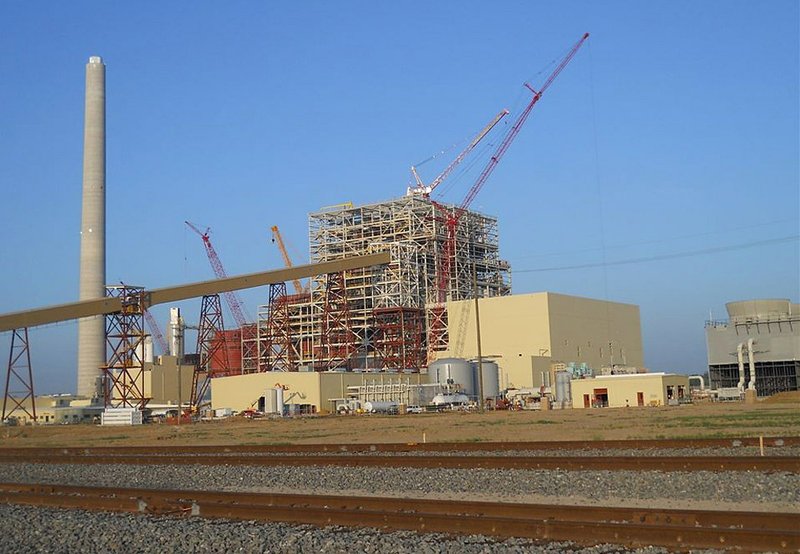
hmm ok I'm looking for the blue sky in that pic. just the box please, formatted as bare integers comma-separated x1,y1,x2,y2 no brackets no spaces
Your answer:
1,1,798,394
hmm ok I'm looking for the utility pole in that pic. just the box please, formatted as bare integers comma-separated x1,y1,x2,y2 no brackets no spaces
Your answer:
473,265,484,412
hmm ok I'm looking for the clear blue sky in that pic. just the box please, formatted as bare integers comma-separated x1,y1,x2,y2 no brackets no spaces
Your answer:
1,1,798,394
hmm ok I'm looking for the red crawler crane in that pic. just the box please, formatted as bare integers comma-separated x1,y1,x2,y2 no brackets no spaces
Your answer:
427,32,590,359
185,222,258,373
185,221,252,327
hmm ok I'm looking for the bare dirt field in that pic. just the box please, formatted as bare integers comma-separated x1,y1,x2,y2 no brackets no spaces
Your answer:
2,398,799,448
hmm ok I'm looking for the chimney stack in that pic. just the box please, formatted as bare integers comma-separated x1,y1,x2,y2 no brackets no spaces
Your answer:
77,56,106,397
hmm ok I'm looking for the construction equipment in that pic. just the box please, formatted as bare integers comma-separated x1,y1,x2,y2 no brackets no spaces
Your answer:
428,33,590,359
407,109,509,197
270,225,307,294
143,308,169,355
185,221,253,327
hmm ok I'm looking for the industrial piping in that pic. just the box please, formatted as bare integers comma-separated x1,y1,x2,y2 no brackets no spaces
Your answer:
747,338,757,391
736,342,745,392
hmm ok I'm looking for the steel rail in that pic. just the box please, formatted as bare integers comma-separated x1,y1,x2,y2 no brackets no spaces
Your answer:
0,436,796,457
0,483,797,552
0,453,797,472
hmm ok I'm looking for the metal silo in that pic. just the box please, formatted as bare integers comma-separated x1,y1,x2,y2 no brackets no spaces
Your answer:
473,360,500,399
555,371,572,406
428,358,475,396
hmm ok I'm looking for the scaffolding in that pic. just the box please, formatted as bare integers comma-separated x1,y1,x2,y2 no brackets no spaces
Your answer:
256,195,510,372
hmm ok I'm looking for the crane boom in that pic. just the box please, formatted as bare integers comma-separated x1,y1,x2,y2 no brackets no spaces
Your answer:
428,33,590,360
270,225,306,294
185,221,252,327
143,308,169,355
407,109,510,197
459,32,589,212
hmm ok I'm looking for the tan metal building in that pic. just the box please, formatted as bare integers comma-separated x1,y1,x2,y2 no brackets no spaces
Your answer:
441,292,644,390
571,373,689,409
211,371,389,414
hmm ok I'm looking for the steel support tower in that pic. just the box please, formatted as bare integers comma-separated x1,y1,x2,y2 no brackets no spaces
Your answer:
2,328,36,422
102,285,150,409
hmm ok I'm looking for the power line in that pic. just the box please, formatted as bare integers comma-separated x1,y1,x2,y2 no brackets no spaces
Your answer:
514,218,799,260
513,235,799,273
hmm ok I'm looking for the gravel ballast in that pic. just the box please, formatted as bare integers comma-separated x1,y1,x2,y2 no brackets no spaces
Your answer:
4,462,798,506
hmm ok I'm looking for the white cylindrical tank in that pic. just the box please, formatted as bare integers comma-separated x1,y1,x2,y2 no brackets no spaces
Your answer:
264,388,278,414
428,358,474,396
275,386,285,416
472,361,499,399
363,401,397,413
555,371,572,404
143,336,154,363
167,307,184,359
431,393,469,406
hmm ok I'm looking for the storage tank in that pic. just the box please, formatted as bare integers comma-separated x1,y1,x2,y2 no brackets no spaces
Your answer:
555,371,572,406
472,361,499,399
431,393,469,406
428,358,474,395
363,401,397,413
264,388,278,414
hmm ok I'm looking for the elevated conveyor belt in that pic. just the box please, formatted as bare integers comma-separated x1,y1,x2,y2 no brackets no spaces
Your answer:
0,252,389,332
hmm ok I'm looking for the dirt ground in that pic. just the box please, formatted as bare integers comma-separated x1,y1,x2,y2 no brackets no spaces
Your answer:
2,399,799,448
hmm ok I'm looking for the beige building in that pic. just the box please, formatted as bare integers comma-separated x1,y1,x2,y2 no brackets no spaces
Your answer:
442,292,644,390
571,373,689,409
143,356,195,405
211,371,388,414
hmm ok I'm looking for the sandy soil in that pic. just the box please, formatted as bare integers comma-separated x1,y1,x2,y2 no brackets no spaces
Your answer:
2,400,798,448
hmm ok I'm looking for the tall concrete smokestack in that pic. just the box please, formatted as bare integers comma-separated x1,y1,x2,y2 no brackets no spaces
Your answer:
77,56,106,397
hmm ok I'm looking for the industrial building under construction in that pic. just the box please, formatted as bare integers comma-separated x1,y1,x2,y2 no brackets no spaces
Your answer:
244,195,511,375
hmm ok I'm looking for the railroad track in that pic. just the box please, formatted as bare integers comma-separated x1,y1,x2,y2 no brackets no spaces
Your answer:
0,451,797,472
1,436,796,456
0,482,796,552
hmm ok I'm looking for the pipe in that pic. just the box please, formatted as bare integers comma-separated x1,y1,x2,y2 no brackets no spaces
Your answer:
747,338,757,391
736,343,745,392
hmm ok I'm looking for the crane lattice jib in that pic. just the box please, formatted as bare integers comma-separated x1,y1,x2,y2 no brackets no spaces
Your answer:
426,109,510,195
458,32,589,214
185,221,252,327
271,226,305,295
436,33,590,304
143,308,169,355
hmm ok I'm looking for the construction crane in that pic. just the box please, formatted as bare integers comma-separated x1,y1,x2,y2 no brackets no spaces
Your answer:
429,32,590,356
407,109,510,197
270,225,307,294
143,308,169,355
185,221,252,327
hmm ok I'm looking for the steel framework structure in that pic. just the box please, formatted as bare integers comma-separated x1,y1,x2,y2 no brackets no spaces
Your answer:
260,283,300,371
2,327,36,422
256,195,510,371
102,285,150,409
190,294,230,411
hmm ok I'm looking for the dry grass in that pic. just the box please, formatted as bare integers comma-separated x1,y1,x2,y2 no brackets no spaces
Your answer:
1,400,799,448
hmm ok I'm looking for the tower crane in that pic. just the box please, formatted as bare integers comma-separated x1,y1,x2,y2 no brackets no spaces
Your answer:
407,109,509,197
185,221,253,327
428,32,590,357
270,225,307,294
